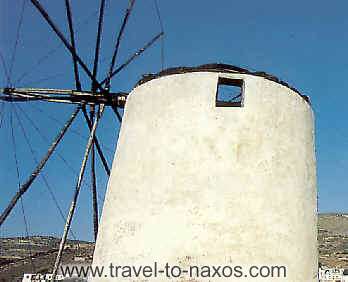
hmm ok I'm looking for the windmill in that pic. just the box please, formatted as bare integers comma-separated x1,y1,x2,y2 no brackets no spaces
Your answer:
0,0,164,278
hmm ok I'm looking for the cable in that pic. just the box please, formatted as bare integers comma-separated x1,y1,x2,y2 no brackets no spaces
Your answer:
8,0,26,85
16,104,79,174
12,105,78,240
29,103,113,153
22,72,65,86
153,0,164,70
14,8,100,85
15,47,62,86
100,32,164,84
0,104,6,130
0,50,10,84
14,103,107,222
105,0,136,90
9,106,35,273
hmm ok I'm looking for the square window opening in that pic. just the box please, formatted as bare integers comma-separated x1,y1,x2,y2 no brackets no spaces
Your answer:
216,77,243,107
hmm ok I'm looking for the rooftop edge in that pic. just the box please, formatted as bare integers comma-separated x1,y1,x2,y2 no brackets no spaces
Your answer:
136,63,310,105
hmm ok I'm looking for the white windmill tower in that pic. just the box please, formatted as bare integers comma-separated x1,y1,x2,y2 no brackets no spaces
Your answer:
92,64,317,281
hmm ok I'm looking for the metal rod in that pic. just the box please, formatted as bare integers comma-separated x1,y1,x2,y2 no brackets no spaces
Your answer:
82,106,110,176
1,87,127,97
88,0,106,239
100,32,164,85
0,106,80,226
65,0,101,242
89,110,99,241
1,88,127,107
0,95,89,104
91,0,106,91
112,105,122,123
64,0,82,91
105,0,136,89
30,0,104,92
52,105,105,279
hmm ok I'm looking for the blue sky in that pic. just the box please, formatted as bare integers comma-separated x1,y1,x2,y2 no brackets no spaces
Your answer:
0,0,347,241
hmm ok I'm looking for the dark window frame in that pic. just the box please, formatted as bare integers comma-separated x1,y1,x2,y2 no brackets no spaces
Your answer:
216,77,244,107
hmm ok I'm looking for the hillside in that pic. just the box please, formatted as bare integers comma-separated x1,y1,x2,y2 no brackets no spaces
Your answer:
0,213,347,281
318,213,348,268
0,236,93,281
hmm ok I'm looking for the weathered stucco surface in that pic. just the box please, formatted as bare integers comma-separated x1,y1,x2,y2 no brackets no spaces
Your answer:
91,72,317,281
